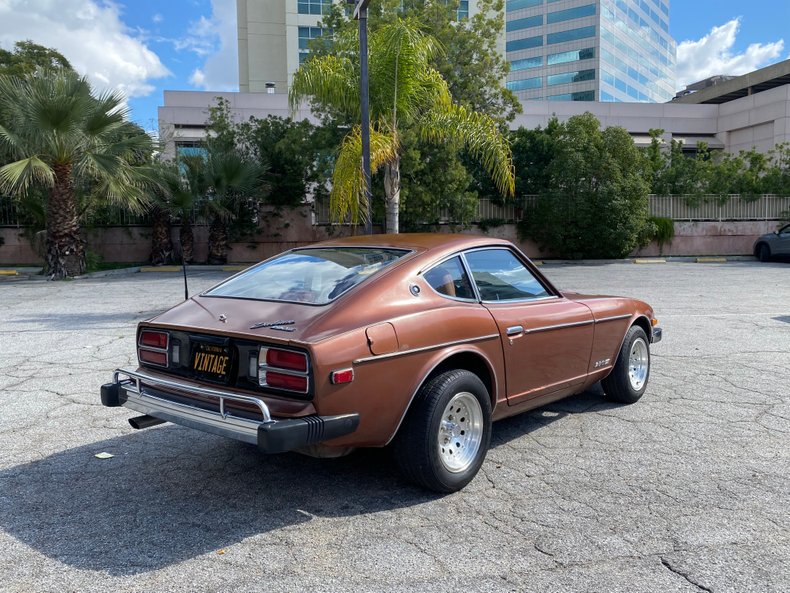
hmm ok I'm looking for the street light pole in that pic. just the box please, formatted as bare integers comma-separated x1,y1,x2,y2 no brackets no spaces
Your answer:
352,0,373,235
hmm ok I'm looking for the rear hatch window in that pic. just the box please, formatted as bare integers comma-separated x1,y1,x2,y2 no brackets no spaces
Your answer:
204,247,409,304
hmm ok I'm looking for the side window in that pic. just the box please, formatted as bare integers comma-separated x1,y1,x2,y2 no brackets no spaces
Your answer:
424,256,475,300
464,249,550,301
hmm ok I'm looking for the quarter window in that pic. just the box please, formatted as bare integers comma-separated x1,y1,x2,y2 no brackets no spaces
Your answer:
464,249,550,301
424,256,475,300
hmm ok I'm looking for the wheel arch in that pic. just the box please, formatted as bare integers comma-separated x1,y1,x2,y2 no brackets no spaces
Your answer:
632,315,652,342
384,348,498,446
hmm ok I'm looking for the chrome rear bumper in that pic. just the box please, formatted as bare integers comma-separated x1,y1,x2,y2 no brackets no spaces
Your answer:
101,368,359,453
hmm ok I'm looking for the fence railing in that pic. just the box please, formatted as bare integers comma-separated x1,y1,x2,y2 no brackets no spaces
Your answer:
3,194,789,228
648,195,790,221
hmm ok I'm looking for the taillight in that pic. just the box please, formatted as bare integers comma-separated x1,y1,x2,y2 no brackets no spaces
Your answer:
139,330,168,349
257,347,309,394
261,371,308,392
266,349,308,372
138,330,169,368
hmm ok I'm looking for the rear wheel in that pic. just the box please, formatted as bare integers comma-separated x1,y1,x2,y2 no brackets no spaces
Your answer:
393,370,492,493
601,326,650,404
757,243,772,262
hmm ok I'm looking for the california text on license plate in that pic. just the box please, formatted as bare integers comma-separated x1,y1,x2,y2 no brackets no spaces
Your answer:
192,342,231,383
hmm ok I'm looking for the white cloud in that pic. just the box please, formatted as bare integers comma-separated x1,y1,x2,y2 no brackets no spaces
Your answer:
0,0,171,99
676,18,784,89
178,0,238,91
152,13,163,24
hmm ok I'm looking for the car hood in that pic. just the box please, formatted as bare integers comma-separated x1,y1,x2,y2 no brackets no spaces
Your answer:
145,295,333,344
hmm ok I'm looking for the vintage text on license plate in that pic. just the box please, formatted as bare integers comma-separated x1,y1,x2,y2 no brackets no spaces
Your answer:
192,342,231,383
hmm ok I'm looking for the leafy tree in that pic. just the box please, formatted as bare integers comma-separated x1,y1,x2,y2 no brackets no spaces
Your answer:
521,113,651,259
0,41,72,77
236,115,337,207
0,69,153,278
290,17,514,233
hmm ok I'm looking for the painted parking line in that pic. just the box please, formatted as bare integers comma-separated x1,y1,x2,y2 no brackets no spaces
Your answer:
139,266,182,272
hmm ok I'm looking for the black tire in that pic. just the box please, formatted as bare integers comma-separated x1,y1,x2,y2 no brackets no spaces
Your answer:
601,325,651,404
392,370,492,493
757,243,772,262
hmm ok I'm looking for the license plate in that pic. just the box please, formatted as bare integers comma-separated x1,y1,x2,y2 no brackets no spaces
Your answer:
191,341,231,383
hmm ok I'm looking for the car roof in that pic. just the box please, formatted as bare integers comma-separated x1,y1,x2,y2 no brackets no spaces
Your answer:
307,233,512,256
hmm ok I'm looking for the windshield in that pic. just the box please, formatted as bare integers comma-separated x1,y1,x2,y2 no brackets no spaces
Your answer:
204,247,409,304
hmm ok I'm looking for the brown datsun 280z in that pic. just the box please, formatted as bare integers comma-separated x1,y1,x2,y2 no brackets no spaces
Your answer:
101,234,662,492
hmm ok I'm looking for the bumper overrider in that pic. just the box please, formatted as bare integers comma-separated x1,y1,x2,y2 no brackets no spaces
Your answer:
651,327,663,343
100,368,359,454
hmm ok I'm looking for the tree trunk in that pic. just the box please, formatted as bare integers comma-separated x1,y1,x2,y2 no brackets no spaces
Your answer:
179,217,194,264
383,158,401,234
150,205,174,265
45,163,85,279
207,215,229,264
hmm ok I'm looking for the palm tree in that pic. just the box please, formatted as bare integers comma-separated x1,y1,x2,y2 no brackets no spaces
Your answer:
290,17,514,233
179,150,264,265
0,69,153,278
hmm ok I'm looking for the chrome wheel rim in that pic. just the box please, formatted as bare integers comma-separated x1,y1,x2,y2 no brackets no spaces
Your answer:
437,392,483,473
628,338,649,391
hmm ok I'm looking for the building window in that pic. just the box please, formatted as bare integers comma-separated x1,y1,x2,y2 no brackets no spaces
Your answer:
507,0,542,11
510,56,543,71
547,47,594,65
507,15,542,32
297,0,331,15
547,90,595,101
507,77,542,91
506,35,543,52
546,69,595,86
546,4,596,24
457,0,469,19
298,26,324,63
547,26,595,45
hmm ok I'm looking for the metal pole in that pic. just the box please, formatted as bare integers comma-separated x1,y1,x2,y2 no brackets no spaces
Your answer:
358,4,373,235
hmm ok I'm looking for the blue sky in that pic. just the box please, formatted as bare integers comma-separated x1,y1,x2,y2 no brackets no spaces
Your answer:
0,0,788,132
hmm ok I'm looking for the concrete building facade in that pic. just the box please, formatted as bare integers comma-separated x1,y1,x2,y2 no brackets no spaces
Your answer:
237,1,676,105
237,0,481,95
160,60,790,158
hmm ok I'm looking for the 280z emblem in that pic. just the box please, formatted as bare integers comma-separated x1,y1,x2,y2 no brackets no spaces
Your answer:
594,358,611,368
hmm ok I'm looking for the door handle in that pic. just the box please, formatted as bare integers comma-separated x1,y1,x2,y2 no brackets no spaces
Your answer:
506,325,524,336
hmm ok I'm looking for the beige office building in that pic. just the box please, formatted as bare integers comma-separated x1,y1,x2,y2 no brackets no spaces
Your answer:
237,0,481,94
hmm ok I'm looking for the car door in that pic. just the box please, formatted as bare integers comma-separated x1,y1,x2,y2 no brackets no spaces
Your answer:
463,248,594,405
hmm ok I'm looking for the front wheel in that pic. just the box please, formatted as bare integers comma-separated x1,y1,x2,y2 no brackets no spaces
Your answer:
757,243,772,262
601,325,651,404
392,370,492,493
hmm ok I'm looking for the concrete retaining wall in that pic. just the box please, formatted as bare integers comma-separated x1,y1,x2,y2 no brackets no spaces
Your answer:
1,212,783,265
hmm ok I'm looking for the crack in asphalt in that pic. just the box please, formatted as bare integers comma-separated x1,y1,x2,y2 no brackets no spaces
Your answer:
660,557,714,592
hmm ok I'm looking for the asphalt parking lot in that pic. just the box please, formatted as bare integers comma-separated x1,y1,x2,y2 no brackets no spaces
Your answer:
0,261,788,593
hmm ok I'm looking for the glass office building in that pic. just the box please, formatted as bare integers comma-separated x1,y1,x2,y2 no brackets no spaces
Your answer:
506,0,676,102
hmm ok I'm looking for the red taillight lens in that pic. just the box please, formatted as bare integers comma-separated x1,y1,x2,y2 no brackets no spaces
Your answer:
263,371,308,392
330,368,354,385
266,349,308,372
139,330,168,349
139,350,168,366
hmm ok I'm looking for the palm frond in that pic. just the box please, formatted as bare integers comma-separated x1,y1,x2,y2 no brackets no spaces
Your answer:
420,104,515,197
0,156,55,195
289,55,360,117
330,126,398,224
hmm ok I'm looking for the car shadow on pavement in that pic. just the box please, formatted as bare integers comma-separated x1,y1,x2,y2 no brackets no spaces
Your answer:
0,389,616,576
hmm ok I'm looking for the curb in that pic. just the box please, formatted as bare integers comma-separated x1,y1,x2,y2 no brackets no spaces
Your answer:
695,257,728,263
